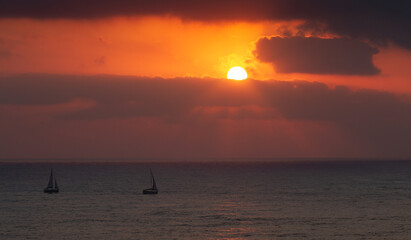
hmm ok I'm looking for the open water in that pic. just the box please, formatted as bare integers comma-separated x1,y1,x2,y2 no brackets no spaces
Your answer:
0,160,410,239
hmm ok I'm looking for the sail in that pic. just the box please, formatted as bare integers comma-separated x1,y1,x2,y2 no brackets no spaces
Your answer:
150,168,157,190
143,168,158,194
152,175,157,190
54,178,58,189
47,168,54,188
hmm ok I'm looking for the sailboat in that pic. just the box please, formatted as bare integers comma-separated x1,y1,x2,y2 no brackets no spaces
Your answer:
44,168,59,193
143,169,158,194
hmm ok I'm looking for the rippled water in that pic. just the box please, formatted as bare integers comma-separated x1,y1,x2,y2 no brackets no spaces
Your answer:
0,160,410,239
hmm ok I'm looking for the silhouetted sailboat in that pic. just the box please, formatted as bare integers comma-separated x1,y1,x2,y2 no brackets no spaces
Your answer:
44,168,59,193
143,169,158,194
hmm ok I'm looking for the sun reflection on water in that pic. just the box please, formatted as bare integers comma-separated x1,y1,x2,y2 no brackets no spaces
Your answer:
210,200,258,240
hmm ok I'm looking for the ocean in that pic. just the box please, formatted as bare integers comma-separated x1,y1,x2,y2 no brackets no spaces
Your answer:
0,160,410,239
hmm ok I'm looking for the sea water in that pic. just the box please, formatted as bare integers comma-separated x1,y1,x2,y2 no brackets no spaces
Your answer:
0,160,410,239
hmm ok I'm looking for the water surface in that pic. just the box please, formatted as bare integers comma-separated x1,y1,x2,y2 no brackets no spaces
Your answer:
0,160,410,239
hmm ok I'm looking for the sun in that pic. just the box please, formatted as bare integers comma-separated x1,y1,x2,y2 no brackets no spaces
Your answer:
227,66,247,80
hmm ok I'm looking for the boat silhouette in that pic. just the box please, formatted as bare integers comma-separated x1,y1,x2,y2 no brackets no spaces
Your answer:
143,169,158,194
44,168,59,193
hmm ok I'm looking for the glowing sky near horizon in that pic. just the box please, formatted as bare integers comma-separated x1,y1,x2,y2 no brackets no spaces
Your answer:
1,1,411,159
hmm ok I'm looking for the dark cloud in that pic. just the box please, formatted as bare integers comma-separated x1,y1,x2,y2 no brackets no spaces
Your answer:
254,37,380,75
296,1,411,49
0,74,255,120
0,0,273,20
1,74,410,126
0,0,410,49
1,74,411,156
254,80,411,156
0,74,209,119
254,80,410,123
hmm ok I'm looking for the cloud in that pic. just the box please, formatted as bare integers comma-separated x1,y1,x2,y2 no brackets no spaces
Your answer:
1,74,410,126
254,37,380,75
1,74,411,157
254,80,411,155
254,80,410,123
0,74,216,119
0,74,262,121
296,1,411,50
1,1,410,50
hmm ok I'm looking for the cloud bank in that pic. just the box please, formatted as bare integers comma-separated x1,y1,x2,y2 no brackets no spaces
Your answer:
1,74,411,157
254,37,380,75
1,0,410,49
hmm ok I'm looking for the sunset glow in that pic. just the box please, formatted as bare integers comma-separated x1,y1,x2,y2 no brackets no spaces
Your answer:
1,2,410,240
0,1,411,159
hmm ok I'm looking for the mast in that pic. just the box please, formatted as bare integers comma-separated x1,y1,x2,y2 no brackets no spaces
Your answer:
150,168,153,187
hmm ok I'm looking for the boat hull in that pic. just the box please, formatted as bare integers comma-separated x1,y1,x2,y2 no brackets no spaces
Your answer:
143,188,158,194
44,188,59,193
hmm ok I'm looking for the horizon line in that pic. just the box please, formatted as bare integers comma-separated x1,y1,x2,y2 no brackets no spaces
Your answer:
1,157,410,165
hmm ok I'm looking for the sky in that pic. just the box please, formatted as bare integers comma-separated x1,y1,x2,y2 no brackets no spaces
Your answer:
1,0,411,160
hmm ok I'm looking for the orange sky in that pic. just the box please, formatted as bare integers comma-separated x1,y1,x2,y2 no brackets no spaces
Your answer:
1,17,410,94
1,4,411,160
0,17,274,78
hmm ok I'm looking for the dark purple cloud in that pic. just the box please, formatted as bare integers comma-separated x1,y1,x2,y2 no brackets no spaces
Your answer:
0,74,259,120
0,0,410,50
0,74,214,119
0,74,410,125
0,0,273,20
254,80,411,156
254,37,380,75
1,74,411,157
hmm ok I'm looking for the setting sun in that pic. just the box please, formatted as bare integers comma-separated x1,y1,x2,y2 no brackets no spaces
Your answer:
227,66,247,80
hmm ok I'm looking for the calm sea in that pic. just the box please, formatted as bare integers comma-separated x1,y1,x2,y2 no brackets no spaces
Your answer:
0,160,410,239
